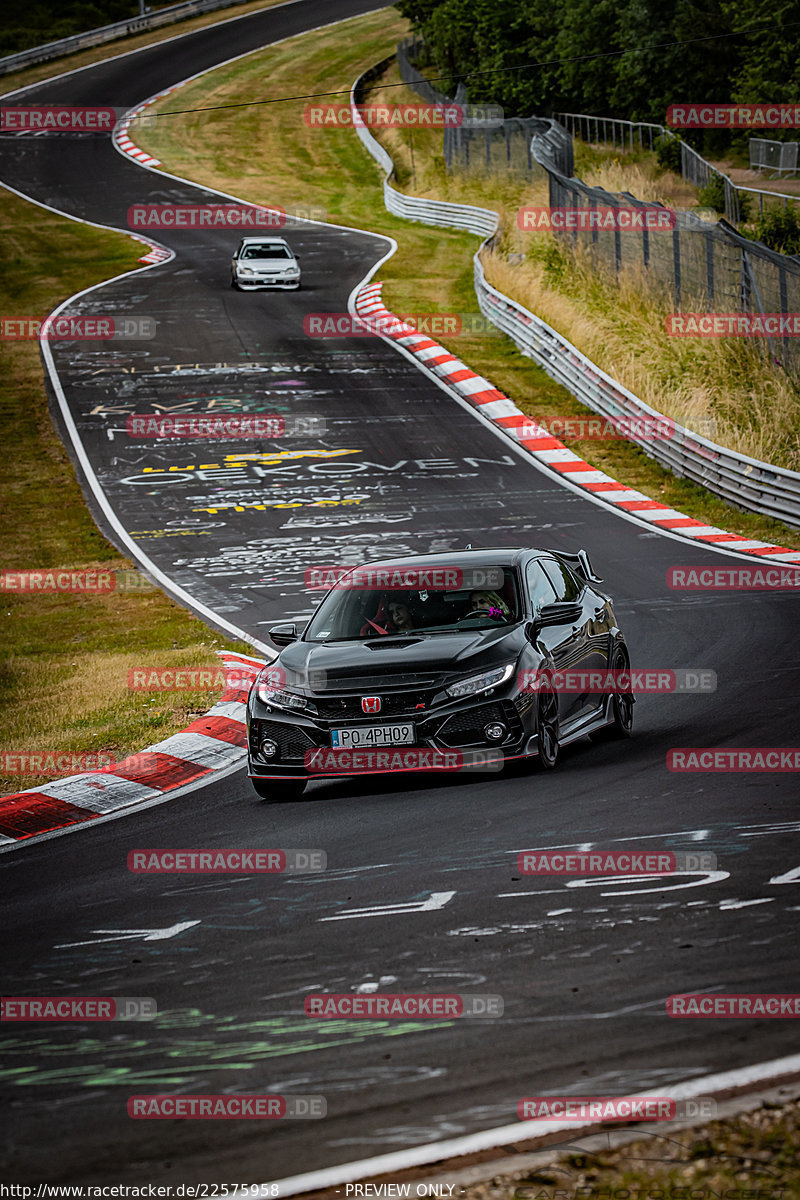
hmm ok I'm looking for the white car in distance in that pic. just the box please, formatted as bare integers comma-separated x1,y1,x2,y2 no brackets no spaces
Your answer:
231,236,301,290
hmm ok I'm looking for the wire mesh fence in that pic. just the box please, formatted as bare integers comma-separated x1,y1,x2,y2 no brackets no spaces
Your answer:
396,40,800,378
750,138,799,176
398,39,568,179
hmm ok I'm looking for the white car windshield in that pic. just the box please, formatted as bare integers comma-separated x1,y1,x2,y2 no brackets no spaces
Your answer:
242,245,292,259
304,569,520,642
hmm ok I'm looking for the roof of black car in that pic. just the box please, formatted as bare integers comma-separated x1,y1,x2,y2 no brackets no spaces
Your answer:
348,548,548,571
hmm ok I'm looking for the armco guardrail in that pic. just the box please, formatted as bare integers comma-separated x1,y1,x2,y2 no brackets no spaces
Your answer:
352,64,800,529
350,62,498,241
556,111,800,223
0,0,251,76
473,257,800,527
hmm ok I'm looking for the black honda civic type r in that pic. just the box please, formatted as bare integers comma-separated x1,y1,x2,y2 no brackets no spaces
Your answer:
246,548,633,800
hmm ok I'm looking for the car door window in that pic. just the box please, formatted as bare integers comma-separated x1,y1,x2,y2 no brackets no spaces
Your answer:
526,561,558,612
541,558,582,602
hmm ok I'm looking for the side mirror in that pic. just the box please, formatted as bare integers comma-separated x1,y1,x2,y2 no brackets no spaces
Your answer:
268,623,299,647
538,601,583,627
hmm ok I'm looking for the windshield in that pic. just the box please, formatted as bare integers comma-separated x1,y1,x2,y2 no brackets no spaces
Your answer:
304,568,521,642
242,245,292,259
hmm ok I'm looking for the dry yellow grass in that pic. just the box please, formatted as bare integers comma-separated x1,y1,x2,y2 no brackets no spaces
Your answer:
482,246,800,468
365,65,800,471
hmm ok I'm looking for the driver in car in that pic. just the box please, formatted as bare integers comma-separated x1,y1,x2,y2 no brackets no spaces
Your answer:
466,590,511,620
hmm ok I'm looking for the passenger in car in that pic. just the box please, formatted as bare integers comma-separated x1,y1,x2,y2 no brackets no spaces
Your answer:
386,596,418,632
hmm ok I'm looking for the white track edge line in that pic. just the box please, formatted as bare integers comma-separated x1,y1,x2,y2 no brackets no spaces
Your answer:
348,288,793,566
267,1052,800,1196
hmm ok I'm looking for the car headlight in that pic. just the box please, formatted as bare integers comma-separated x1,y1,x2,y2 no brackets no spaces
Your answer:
256,681,309,711
239,266,254,275
445,663,515,699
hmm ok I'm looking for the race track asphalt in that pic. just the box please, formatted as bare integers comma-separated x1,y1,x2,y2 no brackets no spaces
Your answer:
1,0,799,1184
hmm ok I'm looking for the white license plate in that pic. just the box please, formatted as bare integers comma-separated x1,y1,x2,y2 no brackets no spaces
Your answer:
331,723,415,748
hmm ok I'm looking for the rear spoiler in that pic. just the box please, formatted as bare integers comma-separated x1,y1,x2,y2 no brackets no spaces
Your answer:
555,549,604,585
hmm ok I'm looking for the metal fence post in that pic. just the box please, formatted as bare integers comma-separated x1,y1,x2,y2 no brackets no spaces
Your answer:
705,231,715,302
672,227,682,309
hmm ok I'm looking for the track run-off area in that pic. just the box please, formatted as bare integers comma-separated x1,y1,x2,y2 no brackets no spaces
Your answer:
1,0,800,1186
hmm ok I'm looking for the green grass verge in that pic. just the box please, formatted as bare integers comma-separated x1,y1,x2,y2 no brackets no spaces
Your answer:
0,184,254,795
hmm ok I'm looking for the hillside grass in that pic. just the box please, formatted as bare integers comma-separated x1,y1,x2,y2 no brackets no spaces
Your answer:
0,184,254,795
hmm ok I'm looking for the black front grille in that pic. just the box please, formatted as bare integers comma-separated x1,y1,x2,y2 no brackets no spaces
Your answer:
252,720,316,764
314,692,433,719
438,701,524,748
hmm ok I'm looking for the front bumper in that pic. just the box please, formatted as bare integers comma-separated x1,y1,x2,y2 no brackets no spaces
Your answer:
247,691,529,781
234,270,300,289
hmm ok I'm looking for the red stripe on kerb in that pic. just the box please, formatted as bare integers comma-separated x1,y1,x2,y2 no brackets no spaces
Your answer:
469,390,507,405
220,686,251,704
179,716,247,747
618,500,671,511
219,654,264,669
496,414,532,427
689,533,741,542
654,518,709,529
583,482,632,492
746,546,796,556
97,752,212,790
551,460,596,473
0,794,98,839
520,438,564,451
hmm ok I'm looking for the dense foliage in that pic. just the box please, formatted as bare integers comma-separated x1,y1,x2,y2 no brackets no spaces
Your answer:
397,0,800,125
0,0,149,55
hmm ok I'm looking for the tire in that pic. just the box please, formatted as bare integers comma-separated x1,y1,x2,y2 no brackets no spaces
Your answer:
535,688,560,769
230,278,239,290
251,778,307,801
591,645,634,741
